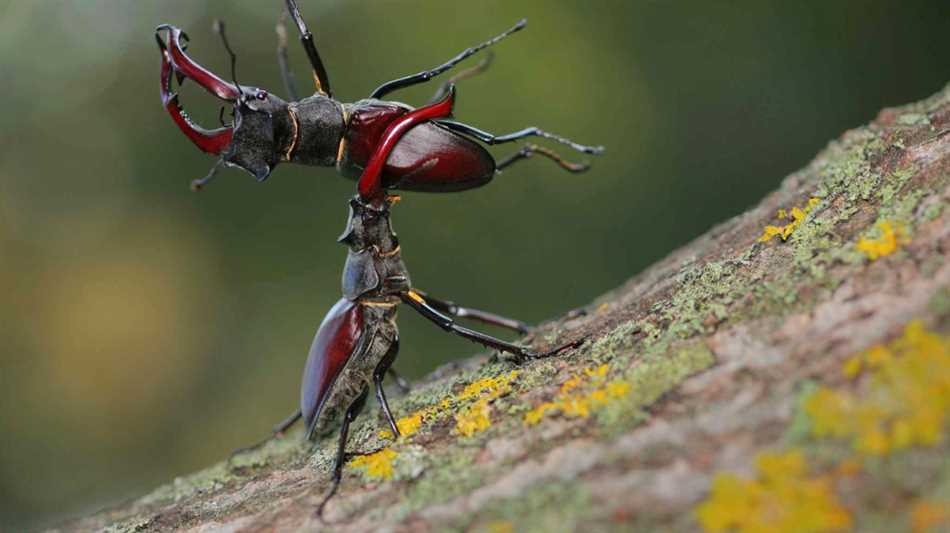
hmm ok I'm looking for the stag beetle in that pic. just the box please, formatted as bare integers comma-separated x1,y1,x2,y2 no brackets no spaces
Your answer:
156,0,602,516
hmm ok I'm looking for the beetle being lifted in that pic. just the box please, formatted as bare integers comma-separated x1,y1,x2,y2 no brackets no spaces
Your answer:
156,0,602,516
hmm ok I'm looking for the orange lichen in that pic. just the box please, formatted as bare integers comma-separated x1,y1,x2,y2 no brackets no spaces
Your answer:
911,500,950,532
524,364,630,425
757,197,820,242
856,220,908,260
804,321,950,455
696,450,852,533
349,447,398,480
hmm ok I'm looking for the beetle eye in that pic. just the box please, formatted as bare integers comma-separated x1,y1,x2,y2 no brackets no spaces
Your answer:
256,90,268,100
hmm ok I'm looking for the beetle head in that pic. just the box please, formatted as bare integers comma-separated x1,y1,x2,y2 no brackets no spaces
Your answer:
338,196,399,251
156,25,290,183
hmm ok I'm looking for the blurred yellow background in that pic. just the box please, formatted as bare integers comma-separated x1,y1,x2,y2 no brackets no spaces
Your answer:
1,0,948,529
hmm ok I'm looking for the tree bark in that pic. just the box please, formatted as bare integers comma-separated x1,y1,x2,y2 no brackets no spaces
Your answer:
65,84,950,533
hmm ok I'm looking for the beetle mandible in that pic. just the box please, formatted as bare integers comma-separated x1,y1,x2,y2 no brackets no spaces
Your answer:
156,0,603,516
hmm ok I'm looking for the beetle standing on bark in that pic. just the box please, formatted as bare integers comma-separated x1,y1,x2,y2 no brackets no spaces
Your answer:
156,0,602,516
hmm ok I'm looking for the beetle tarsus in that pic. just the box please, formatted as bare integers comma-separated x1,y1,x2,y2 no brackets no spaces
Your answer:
388,368,412,394
496,143,591,174
228,410,302,461
370,19,526,99
191,159,225,191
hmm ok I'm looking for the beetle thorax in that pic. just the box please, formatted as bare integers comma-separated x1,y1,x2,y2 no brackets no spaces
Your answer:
288,94,346,167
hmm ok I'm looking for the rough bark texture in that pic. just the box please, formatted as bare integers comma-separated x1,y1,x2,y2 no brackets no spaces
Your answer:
64,85,950,533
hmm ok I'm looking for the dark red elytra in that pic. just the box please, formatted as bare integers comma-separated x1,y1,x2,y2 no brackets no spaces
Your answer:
157,0,603,518
300,298,364,433
339,101,495,194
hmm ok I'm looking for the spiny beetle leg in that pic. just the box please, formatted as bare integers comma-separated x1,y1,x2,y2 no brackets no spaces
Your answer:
228,410,302,461
283,0,332,96
434,120,605,155
400,290,580,362
413,289,531,334
370,19,525,100
315,386,368,519
373,337,402,439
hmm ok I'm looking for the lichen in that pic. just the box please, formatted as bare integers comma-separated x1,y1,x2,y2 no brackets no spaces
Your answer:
456,398,492,436
350,448,399,481
856,220,908,260
523,364,630,425
911,500,950,532
804,321,950,455
696,449,852,533
757,197,821,242
379,369,521,440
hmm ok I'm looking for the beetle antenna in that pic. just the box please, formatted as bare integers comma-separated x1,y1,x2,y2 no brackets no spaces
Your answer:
191,159,224,192
213,19,244,102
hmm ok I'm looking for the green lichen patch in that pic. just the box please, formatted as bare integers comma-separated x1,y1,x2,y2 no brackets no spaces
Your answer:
598,342,715,434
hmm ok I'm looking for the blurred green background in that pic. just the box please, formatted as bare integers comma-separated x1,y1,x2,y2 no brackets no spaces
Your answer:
0,0,947,529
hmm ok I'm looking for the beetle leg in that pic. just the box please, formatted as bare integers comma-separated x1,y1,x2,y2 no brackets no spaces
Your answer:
373,337,402,438
412,289,530,334
370,19,525,100
315,386,368,518
275,9,300,101
387,368,412,394
284,0,332,96
428,51,494,104
434,120,605,155
228,410,302,460
401,290,582,364
495,143,591,174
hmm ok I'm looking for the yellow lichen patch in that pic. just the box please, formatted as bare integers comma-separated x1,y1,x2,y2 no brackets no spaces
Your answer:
911,500,950,532
456,398,492,436
378,412,425,440
380,370,522,441
696,450,852,533
484,520,515,533
349,447,398,480
757,197,820,243
804,321,950,455
524,365,631,425
856,220,908,260
458,370,520,402
451,370,521,437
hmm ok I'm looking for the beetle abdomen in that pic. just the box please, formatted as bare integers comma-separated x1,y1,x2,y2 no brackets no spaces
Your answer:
340,101,496,192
